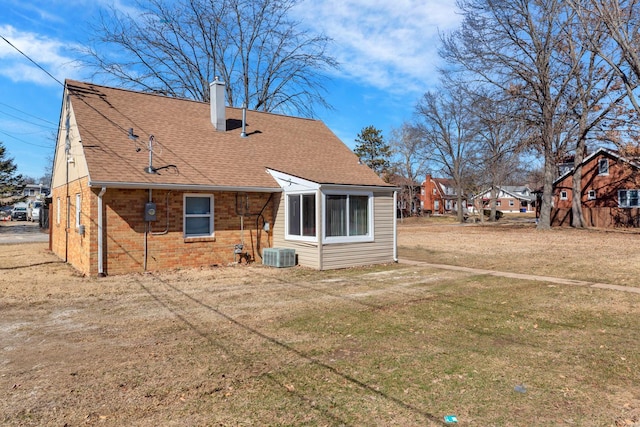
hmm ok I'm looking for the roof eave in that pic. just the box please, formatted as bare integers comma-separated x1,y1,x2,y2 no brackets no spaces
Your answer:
88,181,281,193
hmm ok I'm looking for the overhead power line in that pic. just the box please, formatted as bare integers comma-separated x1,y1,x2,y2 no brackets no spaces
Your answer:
0,34,64,87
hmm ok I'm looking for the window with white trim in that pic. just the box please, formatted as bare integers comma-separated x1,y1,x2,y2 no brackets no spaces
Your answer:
509,200,515,207
619,189,639,208
286,193,316,240
56,197,61,224
598,158,609,175
75,193,81,228
560,190,568,200
588,190,596,200
324,193,373,242
183,194,214,237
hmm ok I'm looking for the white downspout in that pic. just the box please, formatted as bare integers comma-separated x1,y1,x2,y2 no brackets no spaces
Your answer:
98,187,107,276
393,190,398,263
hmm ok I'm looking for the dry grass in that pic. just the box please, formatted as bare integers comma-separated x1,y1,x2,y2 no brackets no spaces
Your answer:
1,223,640,426
398,215,640,287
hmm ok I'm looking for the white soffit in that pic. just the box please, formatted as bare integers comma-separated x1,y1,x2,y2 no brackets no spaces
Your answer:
266,169,320,192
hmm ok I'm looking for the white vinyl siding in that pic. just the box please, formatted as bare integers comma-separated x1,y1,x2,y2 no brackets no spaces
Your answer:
321,193,395,269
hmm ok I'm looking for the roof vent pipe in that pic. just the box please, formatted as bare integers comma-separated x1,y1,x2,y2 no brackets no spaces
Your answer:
241,103,247,138
210,77,226,131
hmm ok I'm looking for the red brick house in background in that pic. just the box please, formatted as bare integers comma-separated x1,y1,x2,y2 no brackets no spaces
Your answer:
419,174,463,215
552,147,640,228
50,80,397,276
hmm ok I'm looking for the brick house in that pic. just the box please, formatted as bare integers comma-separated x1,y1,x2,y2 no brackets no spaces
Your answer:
552,147,640,227
471,186,535,213
50,80,397,276
419,174,462,215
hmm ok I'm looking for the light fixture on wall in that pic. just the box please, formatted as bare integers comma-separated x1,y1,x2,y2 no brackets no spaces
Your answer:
67,155,75,164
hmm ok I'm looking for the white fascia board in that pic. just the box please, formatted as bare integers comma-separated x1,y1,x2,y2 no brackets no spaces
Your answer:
266,169,320,192
88,181,280,193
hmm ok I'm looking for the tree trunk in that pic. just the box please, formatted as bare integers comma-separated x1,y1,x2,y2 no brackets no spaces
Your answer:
570,161,586,228
490,186,498,222
538,143,555,230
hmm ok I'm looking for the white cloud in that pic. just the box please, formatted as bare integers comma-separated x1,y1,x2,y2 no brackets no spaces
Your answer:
294,0,460,94
0,24,82,86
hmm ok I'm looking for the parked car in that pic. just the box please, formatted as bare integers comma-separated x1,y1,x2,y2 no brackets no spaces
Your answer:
0,205,12,221
11,203,28,221
27,200,42,222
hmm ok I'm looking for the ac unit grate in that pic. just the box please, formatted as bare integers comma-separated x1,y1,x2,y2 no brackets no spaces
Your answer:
263,248,296,268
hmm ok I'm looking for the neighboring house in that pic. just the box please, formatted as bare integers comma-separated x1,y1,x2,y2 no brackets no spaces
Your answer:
472,185,535,213
50,80,398,276
419,174,462,215
552,147,640,228
387,174,421,218
22,184,49,201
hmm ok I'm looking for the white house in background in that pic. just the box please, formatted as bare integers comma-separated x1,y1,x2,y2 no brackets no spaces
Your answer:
472,185,535,213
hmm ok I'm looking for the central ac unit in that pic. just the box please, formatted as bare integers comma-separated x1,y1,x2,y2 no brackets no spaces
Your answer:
263,248,296,268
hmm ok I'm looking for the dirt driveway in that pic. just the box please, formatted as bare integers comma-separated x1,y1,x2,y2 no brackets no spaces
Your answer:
0,221,49,244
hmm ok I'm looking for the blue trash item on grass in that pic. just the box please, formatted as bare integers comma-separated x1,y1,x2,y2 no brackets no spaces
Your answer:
514,384,527,393
444,415,458,423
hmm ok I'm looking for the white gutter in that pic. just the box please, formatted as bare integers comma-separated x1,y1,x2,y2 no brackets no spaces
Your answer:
393,190,398,263
97,186,107,276
88,181,280,193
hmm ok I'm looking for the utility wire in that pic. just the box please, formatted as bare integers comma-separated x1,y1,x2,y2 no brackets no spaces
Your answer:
1,35,64,87
0,101,59,126
0,129,53,148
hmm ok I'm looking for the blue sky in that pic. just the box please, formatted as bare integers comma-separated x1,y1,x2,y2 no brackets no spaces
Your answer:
0,0,460,180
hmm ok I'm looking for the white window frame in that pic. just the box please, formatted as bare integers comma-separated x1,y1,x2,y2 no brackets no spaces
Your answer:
509,200,515,207
322,191,374,244
588,190,596,200
183,193,214,238
598,158,609,175
618,189,640,208
56,197,61,224
285,192,317,243
560,190,568,200
75,193,81,228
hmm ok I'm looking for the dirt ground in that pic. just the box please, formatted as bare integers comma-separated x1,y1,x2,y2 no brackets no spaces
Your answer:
1,218,639,425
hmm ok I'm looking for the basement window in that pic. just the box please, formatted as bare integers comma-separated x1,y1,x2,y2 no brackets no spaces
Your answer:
183,194,214,237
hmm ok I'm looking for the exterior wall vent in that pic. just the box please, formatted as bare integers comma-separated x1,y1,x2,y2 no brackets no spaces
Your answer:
263,248,295,268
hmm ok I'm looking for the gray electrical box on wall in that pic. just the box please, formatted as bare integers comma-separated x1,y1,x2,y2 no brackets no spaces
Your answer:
144,202,157,221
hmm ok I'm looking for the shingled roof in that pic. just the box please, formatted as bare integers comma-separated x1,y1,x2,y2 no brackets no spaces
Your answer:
65,80,390,190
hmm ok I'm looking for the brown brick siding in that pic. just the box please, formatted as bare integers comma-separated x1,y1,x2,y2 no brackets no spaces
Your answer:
51,177,95,275
52,187,276,276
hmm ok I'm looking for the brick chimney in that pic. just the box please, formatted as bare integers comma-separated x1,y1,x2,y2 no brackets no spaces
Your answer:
210,77,226,131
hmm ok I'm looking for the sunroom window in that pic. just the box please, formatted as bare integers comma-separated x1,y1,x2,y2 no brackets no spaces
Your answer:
287,193,316,239
325,193,372,242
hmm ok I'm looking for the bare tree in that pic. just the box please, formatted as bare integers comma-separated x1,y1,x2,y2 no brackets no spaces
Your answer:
441,0,581,229
415,89,478,223
569,0,640,115
469,90,529,221
82,0,338,117
563,15,631,228
388,122,428,217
